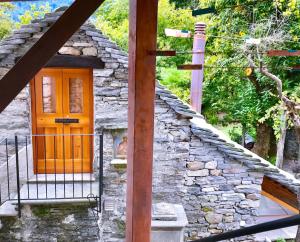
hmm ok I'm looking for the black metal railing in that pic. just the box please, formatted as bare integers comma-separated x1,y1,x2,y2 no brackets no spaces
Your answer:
0,134,103,218
193,214,300,242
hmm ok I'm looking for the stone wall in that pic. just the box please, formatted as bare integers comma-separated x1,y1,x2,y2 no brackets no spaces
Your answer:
0,68,30,140
0,203,99,242
184,137,263,241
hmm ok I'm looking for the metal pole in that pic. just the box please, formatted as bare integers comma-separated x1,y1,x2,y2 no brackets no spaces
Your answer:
99,133,103,213
190,22,206,113
15,136,21,218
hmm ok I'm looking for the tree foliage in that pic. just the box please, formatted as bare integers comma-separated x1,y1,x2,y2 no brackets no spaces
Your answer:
95,0,201,102
18,4,51,26
0,3,15,40
197,0,300,142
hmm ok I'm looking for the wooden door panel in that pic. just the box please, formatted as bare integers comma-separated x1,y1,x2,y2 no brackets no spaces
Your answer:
31,68,93,174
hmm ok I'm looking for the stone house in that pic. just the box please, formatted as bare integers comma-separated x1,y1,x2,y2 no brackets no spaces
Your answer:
0,7,299,242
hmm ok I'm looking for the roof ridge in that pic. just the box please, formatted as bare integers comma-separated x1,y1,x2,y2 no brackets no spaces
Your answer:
156,81,203,119
190,117,300,193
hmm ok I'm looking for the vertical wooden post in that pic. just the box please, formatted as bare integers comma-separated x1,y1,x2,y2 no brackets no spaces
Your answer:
126,0,159,242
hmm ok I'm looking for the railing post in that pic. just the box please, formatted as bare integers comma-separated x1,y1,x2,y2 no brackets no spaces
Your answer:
99,132,103,213
15,135,21,218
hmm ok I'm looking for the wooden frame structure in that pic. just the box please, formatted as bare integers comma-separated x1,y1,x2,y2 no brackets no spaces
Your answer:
0,0,159,241
126,1,159,242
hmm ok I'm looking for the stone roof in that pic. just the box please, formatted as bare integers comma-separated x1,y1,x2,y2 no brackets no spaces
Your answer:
156,83,300,194
0,8,127,66
1,7,299,194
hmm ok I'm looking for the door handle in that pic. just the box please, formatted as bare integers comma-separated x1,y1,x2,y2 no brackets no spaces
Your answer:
55,118,79,124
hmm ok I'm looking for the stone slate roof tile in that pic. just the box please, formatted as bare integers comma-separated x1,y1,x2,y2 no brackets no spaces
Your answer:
155,83,202,119
190,118,300,193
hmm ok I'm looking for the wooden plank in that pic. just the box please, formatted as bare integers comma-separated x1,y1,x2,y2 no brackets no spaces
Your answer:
46,55,105,68
178,64,203,70
126,0,159,242
192,7,216,16
16,55,105,69
262,176,299,211
267,50,300,57
0,0,105,112
148,50,176,56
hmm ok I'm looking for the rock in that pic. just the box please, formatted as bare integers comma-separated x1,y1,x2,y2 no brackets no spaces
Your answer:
0,49,12,55
82,47,98,56
58,47,81,56
187,162,204,171
246,193,260,200
0,68,9,76
240,220,246,227
205,213,223,224
236,184,261,194
187,169,209,177
202,187,214,192
205,161,217,170
73,42,93,47
222,193,245,201
3,38,25,45
210,169,221,176
223,215,234,223
94,69,114,77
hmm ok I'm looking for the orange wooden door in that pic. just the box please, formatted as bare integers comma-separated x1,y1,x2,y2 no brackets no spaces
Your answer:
31,68,93,174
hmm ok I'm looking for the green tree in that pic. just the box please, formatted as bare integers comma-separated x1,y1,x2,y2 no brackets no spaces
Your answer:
95,0,201,101
0,3,15,40
18,3,51,26
171,0,300,159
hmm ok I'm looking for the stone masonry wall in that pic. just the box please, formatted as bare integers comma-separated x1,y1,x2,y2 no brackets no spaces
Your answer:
184,137,264,241
0,203,99,242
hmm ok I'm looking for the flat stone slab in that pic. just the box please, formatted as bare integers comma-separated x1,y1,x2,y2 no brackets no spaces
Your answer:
28,173,96,183
15,181,99,202
0,201,18,217
152,203,177,221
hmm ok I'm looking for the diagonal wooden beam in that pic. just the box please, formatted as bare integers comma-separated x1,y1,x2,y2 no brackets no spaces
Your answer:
126,0,159,242
0,0,105,112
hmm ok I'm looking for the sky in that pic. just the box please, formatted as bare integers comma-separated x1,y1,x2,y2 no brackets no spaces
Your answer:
10,0,73,21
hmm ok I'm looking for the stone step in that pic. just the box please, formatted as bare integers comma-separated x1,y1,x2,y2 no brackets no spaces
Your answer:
0,201,18,217
14,182,99,204
27,173,96,183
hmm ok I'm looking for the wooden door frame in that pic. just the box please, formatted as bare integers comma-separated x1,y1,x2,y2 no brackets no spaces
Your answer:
30,67,94,174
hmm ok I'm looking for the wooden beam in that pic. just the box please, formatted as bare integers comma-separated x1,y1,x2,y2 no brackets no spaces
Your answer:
15,55,105,69
0,0,105,112
292,65,300,70
178,64,203,70
126,0,159,242
148,50,176,56
267,50,300,57
192,7,216,16
262,176,299,211
46,55,105,68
